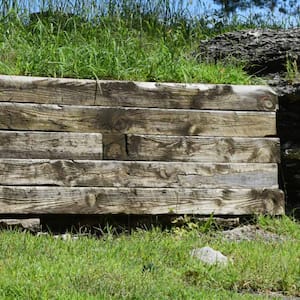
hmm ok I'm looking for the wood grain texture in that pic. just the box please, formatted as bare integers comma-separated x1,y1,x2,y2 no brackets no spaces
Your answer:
126,135,280,163
0,186,285,215
0,75,277,111
0,131,102,159
95,81,278,111
0,75,96,105
0,103,276,137
0,160,279,188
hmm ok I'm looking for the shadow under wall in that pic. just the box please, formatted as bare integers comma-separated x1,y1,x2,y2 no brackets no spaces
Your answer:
277,95,300,218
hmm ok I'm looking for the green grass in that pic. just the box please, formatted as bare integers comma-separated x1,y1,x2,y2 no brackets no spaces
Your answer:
0,216,299,299
0,7,259,84
0,1,298,84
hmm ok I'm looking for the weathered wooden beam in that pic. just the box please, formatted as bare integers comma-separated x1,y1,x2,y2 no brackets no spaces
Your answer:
0,131,103,159
0,187,285,215
0,75,277,111
0,103,277,137
0,160,279,189
95,81,278,111
0,75,97,105
126,135,280,163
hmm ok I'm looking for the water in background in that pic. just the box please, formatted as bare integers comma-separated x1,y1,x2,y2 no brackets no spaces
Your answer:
0,0,299,28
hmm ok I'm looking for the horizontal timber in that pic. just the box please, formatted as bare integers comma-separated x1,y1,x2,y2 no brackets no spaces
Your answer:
0,75,277,111
125,135,280,163
0,160,279,189
0,131,103,159
0,75,96,105
95,81,278,111
0,187,285,215
0,103,276,137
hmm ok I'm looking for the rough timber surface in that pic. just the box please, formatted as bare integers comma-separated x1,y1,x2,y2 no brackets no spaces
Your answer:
0,131,103,159
0,75,97,105
0,75,283,216
0,187,285,215
125,135,280,163
0,160,278,189
0,75,277,111
0,102,276,137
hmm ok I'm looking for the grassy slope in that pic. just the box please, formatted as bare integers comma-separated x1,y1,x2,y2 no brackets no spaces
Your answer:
0,11,255,84
0,216,299,299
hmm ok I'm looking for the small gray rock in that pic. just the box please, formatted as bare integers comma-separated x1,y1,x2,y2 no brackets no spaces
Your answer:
190,246,228,266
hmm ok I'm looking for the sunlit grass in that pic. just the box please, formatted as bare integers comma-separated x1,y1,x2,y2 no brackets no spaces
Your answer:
0,10,255,84
0,216,299,299
1,1,292,84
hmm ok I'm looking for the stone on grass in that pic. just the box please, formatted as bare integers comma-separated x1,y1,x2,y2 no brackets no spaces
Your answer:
190,246,228,266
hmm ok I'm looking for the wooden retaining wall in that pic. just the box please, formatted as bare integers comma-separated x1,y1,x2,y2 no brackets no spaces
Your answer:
0,75,284,215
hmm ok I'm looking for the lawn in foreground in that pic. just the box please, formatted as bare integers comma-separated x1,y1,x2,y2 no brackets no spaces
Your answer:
0,216,299,299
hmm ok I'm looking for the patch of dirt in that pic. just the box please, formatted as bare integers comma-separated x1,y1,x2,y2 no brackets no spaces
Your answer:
221,225,289,242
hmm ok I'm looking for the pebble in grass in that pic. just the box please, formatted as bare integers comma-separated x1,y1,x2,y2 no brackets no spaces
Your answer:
36,232,80,240
190,246,228,266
